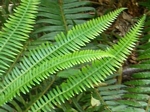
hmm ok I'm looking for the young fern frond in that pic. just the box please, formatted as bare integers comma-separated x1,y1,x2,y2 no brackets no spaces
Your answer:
0,0,39,76
0,8,124,105
29,15,146,112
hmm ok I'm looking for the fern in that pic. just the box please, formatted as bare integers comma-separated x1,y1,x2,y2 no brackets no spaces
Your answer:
33,0,94,41
0,0,39,76
29,15,146,112
0,0,146,111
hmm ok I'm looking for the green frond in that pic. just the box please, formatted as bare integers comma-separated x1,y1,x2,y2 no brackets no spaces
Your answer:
29,15,146,112
1,76,55,112
0,50,113,105
0,0,39,75
103,70,150,111
93,73,148,112
105,15,150,111
34,0,94,41
12,7,124,82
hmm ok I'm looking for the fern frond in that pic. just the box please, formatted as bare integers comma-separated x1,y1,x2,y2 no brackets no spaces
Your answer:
133,44,150,69
0,0,39,75
86,73,147,112
0,50,113,105
133,15,150,68
18,7,124,82
29,15,146,112
34,0,94,40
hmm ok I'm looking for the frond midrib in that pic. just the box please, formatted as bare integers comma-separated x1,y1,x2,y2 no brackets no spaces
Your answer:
58,0,68,32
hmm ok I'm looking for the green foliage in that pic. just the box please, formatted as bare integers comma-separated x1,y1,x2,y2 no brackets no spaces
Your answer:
0,0,147,112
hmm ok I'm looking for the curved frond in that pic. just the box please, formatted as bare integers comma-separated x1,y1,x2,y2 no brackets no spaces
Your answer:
0,0,39,75
29,15,146,112
132,15,150,69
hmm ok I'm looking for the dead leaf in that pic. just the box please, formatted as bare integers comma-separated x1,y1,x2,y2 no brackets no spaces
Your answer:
91,96,100,107
122,12,132,22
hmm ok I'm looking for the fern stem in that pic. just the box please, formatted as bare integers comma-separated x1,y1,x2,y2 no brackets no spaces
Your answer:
117,66,123,84
59,0,68,33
